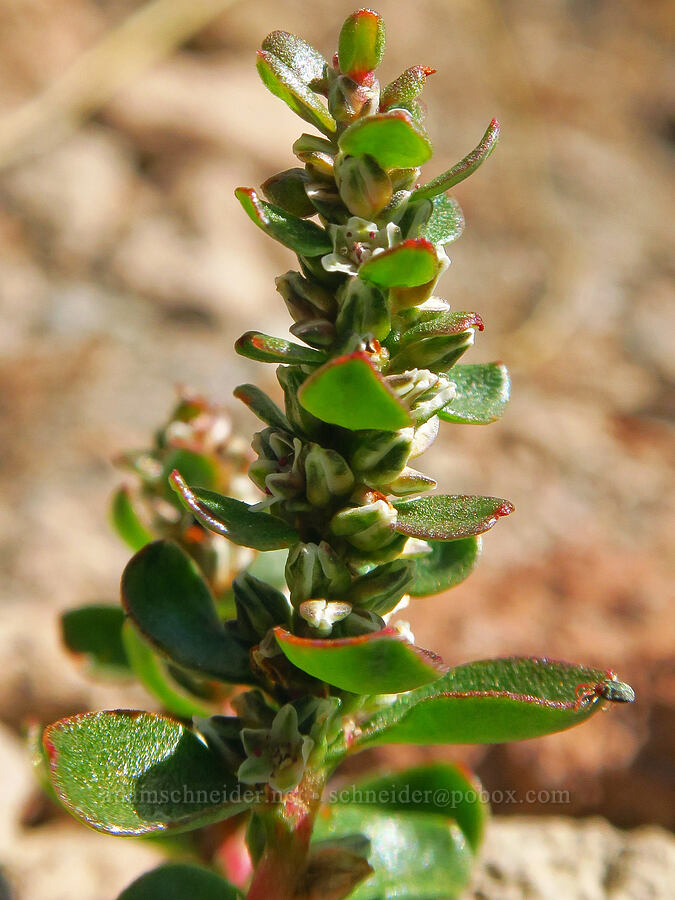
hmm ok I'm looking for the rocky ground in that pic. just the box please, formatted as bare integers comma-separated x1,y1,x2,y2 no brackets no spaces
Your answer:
0,0,673,896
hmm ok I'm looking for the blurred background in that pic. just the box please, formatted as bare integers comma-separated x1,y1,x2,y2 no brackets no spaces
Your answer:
0,0,673,896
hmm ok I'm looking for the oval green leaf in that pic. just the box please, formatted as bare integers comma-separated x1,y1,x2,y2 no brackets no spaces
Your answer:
233,383,291,432
261,31,327,88
170,471,300,550
235,188,332,258
298,352,412,431
256,50,335,136
110,486,152,552
337,9,385,81
313,805,472,899
439,363,510,425
422,193,465,245
394,494,514,540
61,604,130,676
118,864,241,900
339,111,432,171
412,118,500,202
356,658,629,746
339,762,488,853
409,537,481,597
274,626,446,694
44,711,249,835
381,65,435,111
358,239,440,288
235,331,325,365
121,540,252,683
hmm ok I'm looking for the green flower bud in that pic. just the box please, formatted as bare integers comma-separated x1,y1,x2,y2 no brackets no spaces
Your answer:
249,428,305,505
304,443,355,507
233,571,292,640
285,541,351,604
389,330,475,374
386,466,436,496
347,558,415,616
303,181,346,222
298,598,352,636
332,608,386,637
386,369,456,425
289,318,336,350
328,72,379,125
409,417,440,459
335,153,393,219
275,271,336,323
292,133,336,179
277,365,323,438
349,429,412,486
336,277,390,342
330,489,398,551
238,704,314,793
389,167,420,192
261,167,315,218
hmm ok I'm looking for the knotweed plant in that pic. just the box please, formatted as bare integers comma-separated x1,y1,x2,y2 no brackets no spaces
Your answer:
42,11,634,900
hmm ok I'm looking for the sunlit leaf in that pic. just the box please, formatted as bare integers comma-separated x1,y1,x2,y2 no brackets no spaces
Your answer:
337,9,385,81
408,537,481,597
439,363,510,424
394,495,514,540
339,111,432,170
256,50,335,136
412,119,500,201
235,188,332,257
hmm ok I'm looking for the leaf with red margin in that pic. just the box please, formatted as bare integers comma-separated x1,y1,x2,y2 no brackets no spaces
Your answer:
345,658,632,747
394,495,514,540
358,239,440,288
261,30,327,89
274,626,446,694
339,111,432,170
235,187,332,257
411,119,500,202
337,9,385,82
43,711,250,835
170,471,299,549
256,50,336,136
235,331,326,365
394,311,484,347
298,352,412,431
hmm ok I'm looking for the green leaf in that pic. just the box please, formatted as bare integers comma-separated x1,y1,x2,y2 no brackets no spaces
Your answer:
256,50,336,137
394,495,514,540
412,118,500,201
299,352,412,431
235,331,325,365
170,471,300,550
313,805,472,899
261,30,327,88
422,193,465,245
44,711,249,835
118,864,241,900
355,658,628,746
381,65,435,111
235,188,331,258
233,383,291,432
394,311,484,348
409,537,481,597
110,486,152,552
340,762,488,853
439,363,510,425
358,238,440,288
339,111,432,170
274,626,446,694
121,540,252,683
61,605,130,676
337,9,385,81
122,622,214,719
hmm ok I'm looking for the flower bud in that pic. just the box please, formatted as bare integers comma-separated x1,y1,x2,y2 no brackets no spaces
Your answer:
249,428,305,506
347,558,415,615
238,704,314,793
261,167,315,218
292,133,336,179
232,571,291,640
275,271,336,323
386,369,456,426
289,318,336,350
335,153,393,219
298,599,352,636
304,443,354,507
330,489,397,551
335,277,390,342
285,541,351,605
349,429,412,486
328,73,379,125
386,466,437,496
332,608,386,637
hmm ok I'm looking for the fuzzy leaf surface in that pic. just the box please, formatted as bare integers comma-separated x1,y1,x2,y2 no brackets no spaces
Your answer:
235,188,332,257
256,50,335,136
261,30,326,88
121,540,252,683
354,658,623,746
171,471,299,549
422,193,465,245
274,626,446,694
44,711,249,835
408,537,481,597
394,311,484,348
440,363,510,424
298,352,412,431
412,119,500,201
394,495,514,540
339,111,432,170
